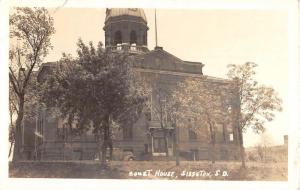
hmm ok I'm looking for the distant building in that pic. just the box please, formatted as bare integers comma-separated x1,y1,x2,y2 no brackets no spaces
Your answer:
21,8,241,161
284,135,288,146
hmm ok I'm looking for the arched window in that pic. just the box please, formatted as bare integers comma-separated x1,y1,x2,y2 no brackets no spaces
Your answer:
114,31,122,45
130,30,137,44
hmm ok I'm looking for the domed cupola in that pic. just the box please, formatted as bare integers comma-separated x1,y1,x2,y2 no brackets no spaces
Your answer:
103,8,149,53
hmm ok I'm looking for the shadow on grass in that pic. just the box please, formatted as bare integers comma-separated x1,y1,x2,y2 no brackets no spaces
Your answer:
9,161,126,179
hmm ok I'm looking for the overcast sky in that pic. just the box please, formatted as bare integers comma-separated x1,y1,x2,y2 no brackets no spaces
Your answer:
44,8,288,147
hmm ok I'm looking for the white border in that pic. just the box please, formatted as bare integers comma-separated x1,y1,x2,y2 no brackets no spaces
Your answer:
0,0,298,190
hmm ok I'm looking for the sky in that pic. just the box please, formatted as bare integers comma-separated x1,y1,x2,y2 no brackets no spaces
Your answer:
44,8,289,147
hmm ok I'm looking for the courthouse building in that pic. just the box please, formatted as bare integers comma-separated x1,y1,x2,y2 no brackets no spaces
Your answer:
21,8,241,161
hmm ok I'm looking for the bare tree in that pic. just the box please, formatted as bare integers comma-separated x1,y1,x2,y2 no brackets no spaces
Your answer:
9,8,55,161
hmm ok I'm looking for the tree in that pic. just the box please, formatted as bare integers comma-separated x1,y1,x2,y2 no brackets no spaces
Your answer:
9,8,55,161
227,62,282,168
171,78,232,164
42,39,148,165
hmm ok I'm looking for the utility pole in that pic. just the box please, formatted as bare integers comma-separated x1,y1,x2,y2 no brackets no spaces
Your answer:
155,9,158,47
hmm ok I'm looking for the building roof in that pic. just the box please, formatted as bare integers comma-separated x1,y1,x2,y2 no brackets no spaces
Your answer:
105,8,147,23
37,62,58,82
134,47,204,75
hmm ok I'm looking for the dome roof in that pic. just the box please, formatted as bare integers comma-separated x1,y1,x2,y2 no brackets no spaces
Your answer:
105,8,147,23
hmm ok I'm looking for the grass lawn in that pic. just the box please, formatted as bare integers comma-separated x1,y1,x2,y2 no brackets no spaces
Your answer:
9,160,287,180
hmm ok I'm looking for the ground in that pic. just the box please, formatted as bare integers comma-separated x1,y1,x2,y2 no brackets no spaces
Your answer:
9,160,287,180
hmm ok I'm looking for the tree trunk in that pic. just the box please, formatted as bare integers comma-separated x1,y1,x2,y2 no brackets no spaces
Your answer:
108,127,113,160
8,141,14,158
174,127,180,166
101,114,113,165
164,130,169,157
211,135,216,164
9,107,14,158
237,126,246,168
101,139,107,165
95,132,101,162
208,123,216,164
12,96,24,162
101,129,108,165
13,119,22,162
172,114,180,166
235,87,245,168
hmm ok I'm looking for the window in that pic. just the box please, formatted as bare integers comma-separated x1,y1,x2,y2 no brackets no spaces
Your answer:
114,31,122,45
153,137,166,153
222,124,226,143
229,133,234,141
190,149,199,161
123,126,133,140
130,30,137,44
143,33,147,45
189,129,197,140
